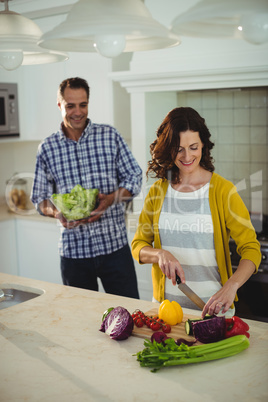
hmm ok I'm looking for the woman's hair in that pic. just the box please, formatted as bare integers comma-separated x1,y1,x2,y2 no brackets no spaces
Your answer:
147,107,215,183
57,77,90,102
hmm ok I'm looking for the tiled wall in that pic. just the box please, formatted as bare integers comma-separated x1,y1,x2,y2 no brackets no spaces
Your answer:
177,87,268,223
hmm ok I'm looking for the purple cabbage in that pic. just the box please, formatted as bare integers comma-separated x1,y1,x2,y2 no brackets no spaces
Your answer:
192,316,226,343
100,306,134,340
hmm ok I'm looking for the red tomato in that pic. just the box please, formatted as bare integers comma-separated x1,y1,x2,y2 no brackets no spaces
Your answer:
162,323,171,333
157,318,164,324
150,321,161,331
146,318,153,328
135,318,143,328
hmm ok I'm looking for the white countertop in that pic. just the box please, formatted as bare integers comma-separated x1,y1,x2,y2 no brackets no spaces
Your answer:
0,273,267,402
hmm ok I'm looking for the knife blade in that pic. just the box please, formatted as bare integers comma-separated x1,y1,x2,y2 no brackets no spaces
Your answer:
176,274,205,310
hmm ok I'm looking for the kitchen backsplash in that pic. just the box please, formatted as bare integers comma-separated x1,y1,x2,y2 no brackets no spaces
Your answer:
177,87,268,218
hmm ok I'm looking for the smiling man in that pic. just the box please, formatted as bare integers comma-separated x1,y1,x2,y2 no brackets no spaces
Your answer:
31,77,142,298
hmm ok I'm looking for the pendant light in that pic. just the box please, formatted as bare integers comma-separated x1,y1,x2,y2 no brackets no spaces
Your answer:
39,0,181,58
0,0,68,71
171,0,268,45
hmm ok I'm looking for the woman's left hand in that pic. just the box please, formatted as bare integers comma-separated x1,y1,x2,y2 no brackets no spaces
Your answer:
201,259,256,318
201,282,238,318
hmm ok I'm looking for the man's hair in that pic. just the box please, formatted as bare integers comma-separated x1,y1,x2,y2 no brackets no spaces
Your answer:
57,77,90,102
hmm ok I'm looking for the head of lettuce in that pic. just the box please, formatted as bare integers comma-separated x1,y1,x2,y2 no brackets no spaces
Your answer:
51,184,99,221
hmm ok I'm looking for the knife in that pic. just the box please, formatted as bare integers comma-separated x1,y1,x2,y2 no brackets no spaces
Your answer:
176,274,205,310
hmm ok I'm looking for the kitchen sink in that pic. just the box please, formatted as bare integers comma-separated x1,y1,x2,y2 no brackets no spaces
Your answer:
0,286,44,310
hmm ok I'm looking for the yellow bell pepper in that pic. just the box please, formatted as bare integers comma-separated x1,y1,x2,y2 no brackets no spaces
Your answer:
158,300,183,326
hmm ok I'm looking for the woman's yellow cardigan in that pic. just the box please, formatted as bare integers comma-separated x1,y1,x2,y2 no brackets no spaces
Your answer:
131,173,261,305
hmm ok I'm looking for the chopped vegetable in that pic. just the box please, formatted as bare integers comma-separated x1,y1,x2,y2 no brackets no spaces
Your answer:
192,316,226,343
150,332,169,344
185,318,203,336
158,300,183,326
135,335,250,372
51,184,98,221
176,338,197,347
225,316,250,338
100,306,133,340
185,315,215,336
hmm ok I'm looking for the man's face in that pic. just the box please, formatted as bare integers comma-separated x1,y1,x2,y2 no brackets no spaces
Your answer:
58,87,89,132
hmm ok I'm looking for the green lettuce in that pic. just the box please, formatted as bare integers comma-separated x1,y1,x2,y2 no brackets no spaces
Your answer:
51,184,99,221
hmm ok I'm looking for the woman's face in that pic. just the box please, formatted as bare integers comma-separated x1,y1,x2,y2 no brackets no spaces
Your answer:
174,130,203,174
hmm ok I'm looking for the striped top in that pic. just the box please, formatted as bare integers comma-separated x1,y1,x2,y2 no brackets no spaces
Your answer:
159,182,228,311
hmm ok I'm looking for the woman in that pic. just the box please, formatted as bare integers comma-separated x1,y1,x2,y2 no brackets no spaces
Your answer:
131,107,261,317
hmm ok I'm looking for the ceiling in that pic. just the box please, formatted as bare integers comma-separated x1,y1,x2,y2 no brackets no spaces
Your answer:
0,0,199,23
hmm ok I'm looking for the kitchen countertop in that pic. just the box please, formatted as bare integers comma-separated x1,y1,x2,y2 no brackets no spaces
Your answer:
1,273,267,402
0,203,55,224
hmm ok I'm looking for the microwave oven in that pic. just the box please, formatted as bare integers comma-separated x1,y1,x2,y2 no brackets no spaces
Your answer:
0,83,19,138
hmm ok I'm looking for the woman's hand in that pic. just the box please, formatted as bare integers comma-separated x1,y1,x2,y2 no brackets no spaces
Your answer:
156,249,185,286
201,259,255,318
201,281,238,318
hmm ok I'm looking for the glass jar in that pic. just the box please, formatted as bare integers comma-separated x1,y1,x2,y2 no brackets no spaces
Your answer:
6,176,28,211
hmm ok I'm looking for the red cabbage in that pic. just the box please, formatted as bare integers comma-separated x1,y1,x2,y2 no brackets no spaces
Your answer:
100,306,134,340
192,316,226,343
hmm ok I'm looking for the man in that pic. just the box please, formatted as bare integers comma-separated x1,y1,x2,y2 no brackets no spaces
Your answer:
31,77,142,298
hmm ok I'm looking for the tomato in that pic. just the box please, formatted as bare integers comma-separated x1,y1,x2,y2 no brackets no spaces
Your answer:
162,323,171,333
157,318,164,324
146,318,154,328
150,321,161,331
135,318,143,328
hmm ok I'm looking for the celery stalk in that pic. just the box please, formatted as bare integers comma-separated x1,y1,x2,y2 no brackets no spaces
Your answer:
135,335,250,372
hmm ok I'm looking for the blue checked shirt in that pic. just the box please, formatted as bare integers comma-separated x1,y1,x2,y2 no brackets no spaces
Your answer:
31,120,142,258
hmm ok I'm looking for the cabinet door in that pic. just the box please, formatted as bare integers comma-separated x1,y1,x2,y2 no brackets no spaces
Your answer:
0,220,18,276
16,219,62,284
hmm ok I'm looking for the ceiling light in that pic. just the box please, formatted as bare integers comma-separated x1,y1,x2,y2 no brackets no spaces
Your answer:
39,0,180,58
171,0,268,45
0,0,68,71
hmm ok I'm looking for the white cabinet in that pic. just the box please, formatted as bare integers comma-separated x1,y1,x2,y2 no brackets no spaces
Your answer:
0,220,18,276
16,219,62,284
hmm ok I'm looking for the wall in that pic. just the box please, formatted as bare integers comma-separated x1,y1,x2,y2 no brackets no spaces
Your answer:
145,87,268,222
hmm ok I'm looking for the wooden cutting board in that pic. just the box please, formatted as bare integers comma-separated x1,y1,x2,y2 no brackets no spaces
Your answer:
132,308,202,343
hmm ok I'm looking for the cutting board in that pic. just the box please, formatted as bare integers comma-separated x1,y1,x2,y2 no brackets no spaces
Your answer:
132,308,202,343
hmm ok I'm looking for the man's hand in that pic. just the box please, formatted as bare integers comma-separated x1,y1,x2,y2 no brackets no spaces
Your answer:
87,193,114,223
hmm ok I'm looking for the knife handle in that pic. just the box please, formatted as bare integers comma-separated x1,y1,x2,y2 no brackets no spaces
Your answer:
176,274,181,285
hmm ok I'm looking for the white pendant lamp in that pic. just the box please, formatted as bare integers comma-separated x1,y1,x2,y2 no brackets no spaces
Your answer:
0,0,68,71
39,0,181,58
171,0,268,45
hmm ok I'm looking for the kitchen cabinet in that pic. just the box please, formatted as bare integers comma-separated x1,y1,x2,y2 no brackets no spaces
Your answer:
16,219,62,284
0,220,18,276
